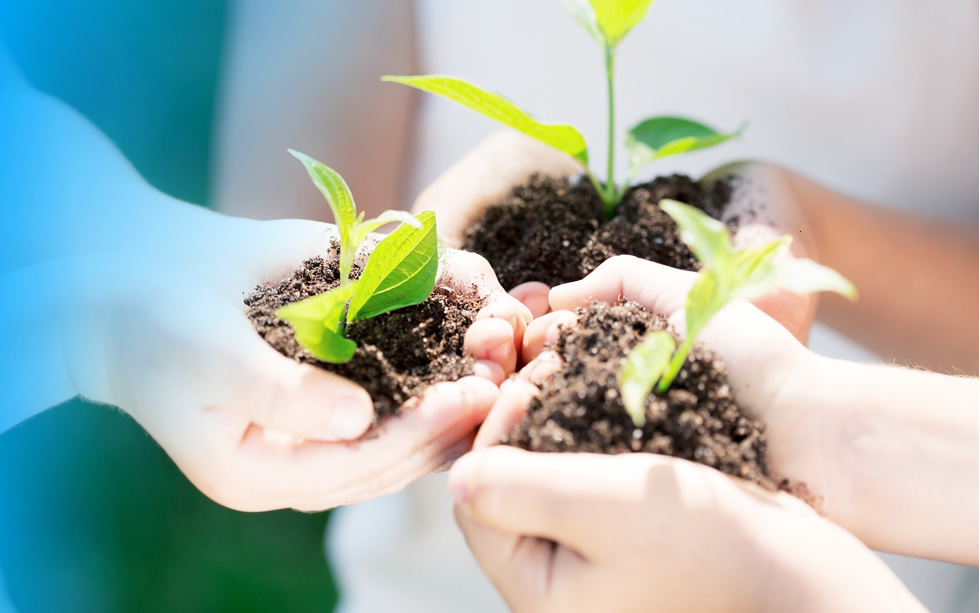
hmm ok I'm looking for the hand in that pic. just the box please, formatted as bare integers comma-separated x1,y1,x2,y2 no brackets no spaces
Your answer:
449,446,925,613
495,255,824,513
59,206,529,512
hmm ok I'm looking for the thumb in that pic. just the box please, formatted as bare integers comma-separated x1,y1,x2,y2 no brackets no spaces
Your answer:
449,446,647,554
549,255,696,316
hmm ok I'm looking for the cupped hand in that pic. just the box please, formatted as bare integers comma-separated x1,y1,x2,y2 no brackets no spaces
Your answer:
496,255,835,511
61,208,529,511
448,446,923,613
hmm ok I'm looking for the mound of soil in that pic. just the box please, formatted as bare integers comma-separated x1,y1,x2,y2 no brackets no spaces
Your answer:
462,174,733,289
245,256,481,420
502,300,775,489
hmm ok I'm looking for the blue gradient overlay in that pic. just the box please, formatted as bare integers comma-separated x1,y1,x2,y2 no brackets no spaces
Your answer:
0,1,338,610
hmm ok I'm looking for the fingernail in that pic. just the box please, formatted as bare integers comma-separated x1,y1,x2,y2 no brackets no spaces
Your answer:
327,395,373,440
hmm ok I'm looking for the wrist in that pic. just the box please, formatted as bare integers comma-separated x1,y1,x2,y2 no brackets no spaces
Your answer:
755,512,925,613
761,350,853,517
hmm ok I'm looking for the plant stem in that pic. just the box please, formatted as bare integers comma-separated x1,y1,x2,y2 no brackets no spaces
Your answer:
656,337,694,395
603,43,617,215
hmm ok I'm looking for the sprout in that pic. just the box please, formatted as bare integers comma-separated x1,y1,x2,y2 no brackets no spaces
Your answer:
618,200,857,425
384,0,743,216
276,151,443,363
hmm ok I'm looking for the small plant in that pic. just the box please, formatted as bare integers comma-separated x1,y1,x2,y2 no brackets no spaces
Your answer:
276,150,443,363
383,0,743,217
618,199,858,426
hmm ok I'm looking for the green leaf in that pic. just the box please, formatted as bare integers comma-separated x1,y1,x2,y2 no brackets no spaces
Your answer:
288,150,357,239
619,331,675,427
349,209,422,250
276,284,358,364
730,237,791,291
659,199,734,271
561,0,602,43
564,0,656,47
347,211,440,322
626,117,744,175
382,75,589,166
762,257,858,301
684,268,728,341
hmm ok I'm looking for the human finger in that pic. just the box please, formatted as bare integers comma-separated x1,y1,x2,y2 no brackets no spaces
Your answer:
521,311,577,363
204,376,499,511
466,317,518,375
473,378,539,449
510,281,552,318
449,447,666,554
548,256,696,316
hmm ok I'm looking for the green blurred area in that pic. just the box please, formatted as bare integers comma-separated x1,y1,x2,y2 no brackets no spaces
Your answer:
0,1,339,610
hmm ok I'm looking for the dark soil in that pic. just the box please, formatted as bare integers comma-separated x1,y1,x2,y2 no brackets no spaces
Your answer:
245,256,481,420
502,300,775,489
461,173,733,289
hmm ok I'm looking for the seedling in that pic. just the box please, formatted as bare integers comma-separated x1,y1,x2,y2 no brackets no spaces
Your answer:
383,0,744,217
619,200,857,426
276,150,443,363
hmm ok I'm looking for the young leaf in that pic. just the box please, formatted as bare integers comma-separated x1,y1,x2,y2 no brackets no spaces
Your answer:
382,75,589,166
346,211,440,322
349,209,422,251
728,237,791,295
658,199,733,271
741,256,858,302
564,0,656,47
276,284,358,364
288,149,357,238
653,201,858,394
626,117,744,176
561,0,602,43
619,330,675,427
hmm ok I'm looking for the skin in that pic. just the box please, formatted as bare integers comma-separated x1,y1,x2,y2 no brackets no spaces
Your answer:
1,47,530,512
450,447,926,613
448,256,975,611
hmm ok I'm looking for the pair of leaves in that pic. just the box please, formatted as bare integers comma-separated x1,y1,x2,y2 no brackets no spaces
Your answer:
619,199,857,423
383,76,741,186
563,0,656,48
275,211,439,363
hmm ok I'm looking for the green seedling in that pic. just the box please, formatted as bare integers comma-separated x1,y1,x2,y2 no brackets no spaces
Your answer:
618,199,857,426
383,0,744,217
276,150,443,363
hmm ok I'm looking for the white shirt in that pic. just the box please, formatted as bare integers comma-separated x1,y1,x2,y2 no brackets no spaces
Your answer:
331,2,978,611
